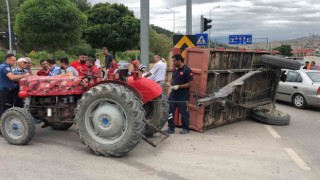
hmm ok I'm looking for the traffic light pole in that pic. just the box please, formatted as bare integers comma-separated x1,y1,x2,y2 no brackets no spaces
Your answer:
5,0,12,53
208,6,220,48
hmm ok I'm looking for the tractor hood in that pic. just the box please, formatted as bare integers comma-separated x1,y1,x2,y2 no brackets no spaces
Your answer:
19,76,89,96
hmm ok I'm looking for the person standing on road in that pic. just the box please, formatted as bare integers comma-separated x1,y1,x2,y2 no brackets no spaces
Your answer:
95,54,101,69
143,54,167,92
11,58,31,108
12,58,30,75
37,59,50,76
59,57,79,76
165,54,193,134
71,53,88,76
101,47,114,71
303,61,310,69
310,61,318,70
0,54,30,117
47,58,62,76
303,61,309,69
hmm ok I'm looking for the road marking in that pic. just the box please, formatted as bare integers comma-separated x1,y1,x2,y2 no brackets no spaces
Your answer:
285,148,311,171
265,125,281,139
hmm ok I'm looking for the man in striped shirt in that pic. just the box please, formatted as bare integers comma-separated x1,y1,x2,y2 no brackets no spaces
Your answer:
12,58,30,75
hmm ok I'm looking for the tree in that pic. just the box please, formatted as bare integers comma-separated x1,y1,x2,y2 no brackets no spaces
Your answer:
14,0,86,53
150,24,172,38
0,0,20,32
69,0,91,12
84,3,140,55
149,27,172,59
273,45,293,57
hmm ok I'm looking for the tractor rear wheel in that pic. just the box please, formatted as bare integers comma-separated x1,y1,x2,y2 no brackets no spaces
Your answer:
49,122,73,131
143,94,168,137
1,107,35,145
74,83,145,157
260,55,301,70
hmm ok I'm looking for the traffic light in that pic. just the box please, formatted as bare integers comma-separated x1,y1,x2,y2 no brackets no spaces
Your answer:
200,15,212,33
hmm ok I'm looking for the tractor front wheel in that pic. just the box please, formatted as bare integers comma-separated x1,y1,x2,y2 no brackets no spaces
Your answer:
1,107,35,145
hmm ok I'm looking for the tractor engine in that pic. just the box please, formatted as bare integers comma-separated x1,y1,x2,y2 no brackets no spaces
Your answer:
29,95,80,123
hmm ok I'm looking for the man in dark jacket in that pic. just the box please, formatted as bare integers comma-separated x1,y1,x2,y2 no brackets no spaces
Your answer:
165,54,193,134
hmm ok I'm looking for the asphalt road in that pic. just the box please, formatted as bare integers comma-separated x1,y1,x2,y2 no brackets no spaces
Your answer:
0,102,319,180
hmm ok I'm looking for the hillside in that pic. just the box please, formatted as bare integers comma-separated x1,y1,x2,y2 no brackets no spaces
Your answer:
235,34,320,50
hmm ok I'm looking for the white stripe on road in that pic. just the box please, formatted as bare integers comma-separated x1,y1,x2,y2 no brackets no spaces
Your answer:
285,148,311,171
265,125,281,139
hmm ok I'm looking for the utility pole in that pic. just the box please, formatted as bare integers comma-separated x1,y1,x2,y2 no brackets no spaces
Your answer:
140,0,149,69
5,0,12,53
208,6,220,48
166,8,175,34
186,0,192,35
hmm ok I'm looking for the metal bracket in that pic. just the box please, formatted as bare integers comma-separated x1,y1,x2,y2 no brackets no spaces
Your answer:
142,120,169,148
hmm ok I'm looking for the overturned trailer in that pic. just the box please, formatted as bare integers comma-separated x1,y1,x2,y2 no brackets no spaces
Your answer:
172,48,300,132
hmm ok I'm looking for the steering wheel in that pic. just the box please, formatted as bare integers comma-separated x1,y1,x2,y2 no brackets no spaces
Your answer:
80,69,101,79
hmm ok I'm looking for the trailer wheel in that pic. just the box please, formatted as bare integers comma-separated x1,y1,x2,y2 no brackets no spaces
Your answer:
143,94,169,137
260,55,301,70
74,83,145,157
251,109,290,126
1,107,35,145
49,122,73,131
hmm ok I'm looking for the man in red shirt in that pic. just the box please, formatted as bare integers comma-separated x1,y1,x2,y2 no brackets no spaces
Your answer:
108,59,118,74
86,57,102,82
70,53,88,76
36,59,50,76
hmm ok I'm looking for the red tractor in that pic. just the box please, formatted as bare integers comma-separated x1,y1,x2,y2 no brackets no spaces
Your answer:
0,66,168,157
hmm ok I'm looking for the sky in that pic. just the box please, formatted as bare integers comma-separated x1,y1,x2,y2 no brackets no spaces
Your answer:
88,0,320,41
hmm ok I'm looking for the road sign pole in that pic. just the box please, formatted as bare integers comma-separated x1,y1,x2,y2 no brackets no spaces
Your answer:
140,0,149,70
5,0,12,53
186,0,192,35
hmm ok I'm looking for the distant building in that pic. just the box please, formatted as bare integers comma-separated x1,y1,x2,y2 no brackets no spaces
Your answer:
293,48,316,57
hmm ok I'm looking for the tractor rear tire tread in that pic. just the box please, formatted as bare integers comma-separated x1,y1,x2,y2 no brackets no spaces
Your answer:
260,55,301,70
143,94,169,137
251,109,290,126
74,83,145,157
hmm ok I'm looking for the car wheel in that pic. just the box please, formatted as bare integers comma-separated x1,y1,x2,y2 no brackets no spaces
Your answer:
292,94,306,109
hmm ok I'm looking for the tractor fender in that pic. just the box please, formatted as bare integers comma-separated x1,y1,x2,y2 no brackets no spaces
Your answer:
127,77,163,104
89,80,144,102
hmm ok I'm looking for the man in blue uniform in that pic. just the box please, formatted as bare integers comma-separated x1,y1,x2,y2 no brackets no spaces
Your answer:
165,54,193,134
0,54,30,117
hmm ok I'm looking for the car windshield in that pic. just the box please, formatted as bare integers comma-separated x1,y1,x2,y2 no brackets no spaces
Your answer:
306,72,320,82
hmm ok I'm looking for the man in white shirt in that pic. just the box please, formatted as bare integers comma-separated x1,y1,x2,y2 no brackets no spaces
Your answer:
143,54,167,92
95,54,101,69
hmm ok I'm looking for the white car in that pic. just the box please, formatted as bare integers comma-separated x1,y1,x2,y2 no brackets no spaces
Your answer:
276,69,320,108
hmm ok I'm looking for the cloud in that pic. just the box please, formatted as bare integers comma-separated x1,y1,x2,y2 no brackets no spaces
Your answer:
88,0,320,41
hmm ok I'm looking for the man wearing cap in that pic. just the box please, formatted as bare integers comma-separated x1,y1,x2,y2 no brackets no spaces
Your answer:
12,57,30,75
143,54,167,92
0,54,30,117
